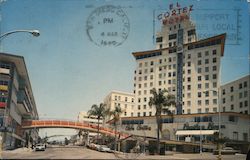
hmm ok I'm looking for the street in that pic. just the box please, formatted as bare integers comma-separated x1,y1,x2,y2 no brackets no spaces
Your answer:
2,146,247,160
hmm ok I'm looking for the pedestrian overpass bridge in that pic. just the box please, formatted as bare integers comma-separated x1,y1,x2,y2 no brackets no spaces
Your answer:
21,120,130,139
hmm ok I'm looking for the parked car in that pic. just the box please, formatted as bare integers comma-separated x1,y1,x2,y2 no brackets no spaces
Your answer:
35,143,46,151
98,145,112,152
213,147,240,155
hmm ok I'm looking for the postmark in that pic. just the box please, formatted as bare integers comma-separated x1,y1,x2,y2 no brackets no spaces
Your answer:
86,5,130,47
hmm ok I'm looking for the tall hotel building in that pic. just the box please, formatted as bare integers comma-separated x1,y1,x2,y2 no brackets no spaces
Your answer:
0,53,39,149
132,5,226,116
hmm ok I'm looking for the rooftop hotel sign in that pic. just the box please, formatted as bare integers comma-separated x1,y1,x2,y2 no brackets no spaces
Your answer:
157,2,194,25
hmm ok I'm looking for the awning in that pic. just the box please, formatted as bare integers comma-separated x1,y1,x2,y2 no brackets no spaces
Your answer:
176,130,218,136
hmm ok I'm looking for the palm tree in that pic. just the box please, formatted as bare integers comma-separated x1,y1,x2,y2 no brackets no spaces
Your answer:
148,88,175,155
109,105,123,151
88,103,108,144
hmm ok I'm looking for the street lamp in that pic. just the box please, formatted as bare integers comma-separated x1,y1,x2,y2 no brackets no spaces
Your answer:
0,29,40,41
203,89,221,160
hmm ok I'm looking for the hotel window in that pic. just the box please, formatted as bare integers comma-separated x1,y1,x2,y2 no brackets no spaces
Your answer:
138,84,141,88
144,83,147,87
198,68,202,73
149,112,152,116
205,51,209,56
139,63,142,67
205,75,209,80
230,95,234,101
198,108,202,113
168,80,171,84
150,75,153,80
205,100,209,105
244,81,248,87
187,54,191,59
198,76,202,81
173,41,176,46
131,112,133,117
187,69,191,74
205,59,209,64
239,83,243,89
187,109,191,114
198,52,201,58
168,72,171,77
205,108,209,113
230,86,234,92
231,104,234,110
150,82,153,87
187,85,191,90
213,58,217,63
139,77,142,81
144,76,147,80
213,99,217,104
187,93,191,98
212,49,217,55
198,60,202,65
169,42,172,47
213,74,217,79
205,83,209,89
187,77,191,82
144,97,147,102
138,98,141,103
159,44,162,49
159,59,162,64
137,112,140,117
187,101,191,106
213,107,217,112
151,61,154,65
212,66,217,71
173,72,176,77
168,65,171,69
138,91,141,95
115,96,117,100
143,105,146,109
198,84,202,89
205,67,209,72
173,64,176,69
169,57,172,62
187,61,191,67
145,62,148,66
132,98,134,102
213,82,217,88
144,90,147,94
173,57,176,61
244,100,248,107
222,89,226,95
198,92,202,97
222,98,226,104
159,81,162,85
150,68,154,72
143,112,146,116
198,100,202,106
244,91,248,97
144,69,148,73
124,112,127,116
205,91,209,97
159,67,162,71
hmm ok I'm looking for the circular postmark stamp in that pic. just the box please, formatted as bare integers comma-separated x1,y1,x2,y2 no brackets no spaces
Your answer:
86,5,130,47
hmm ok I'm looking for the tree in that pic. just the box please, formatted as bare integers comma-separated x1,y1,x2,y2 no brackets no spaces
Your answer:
88,103,108,144
148,88,175,155
109,105,123,151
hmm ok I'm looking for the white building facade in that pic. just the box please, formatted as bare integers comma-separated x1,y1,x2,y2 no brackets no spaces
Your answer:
103,90,135,118
132,4,226,116
221,75,250,115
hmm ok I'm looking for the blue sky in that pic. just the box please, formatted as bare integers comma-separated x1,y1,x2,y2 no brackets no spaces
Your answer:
0,0,249,123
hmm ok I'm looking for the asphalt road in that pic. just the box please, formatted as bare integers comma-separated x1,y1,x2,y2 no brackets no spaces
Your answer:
2,146,247,160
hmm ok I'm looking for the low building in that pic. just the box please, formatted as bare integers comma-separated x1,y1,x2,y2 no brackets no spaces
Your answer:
77,111,102,124
118,112,249,146
221,75,250,115
0,52,39,150
103,90,135,118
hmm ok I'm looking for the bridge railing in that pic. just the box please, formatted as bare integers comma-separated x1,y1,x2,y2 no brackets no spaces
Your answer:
22,120,130,138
